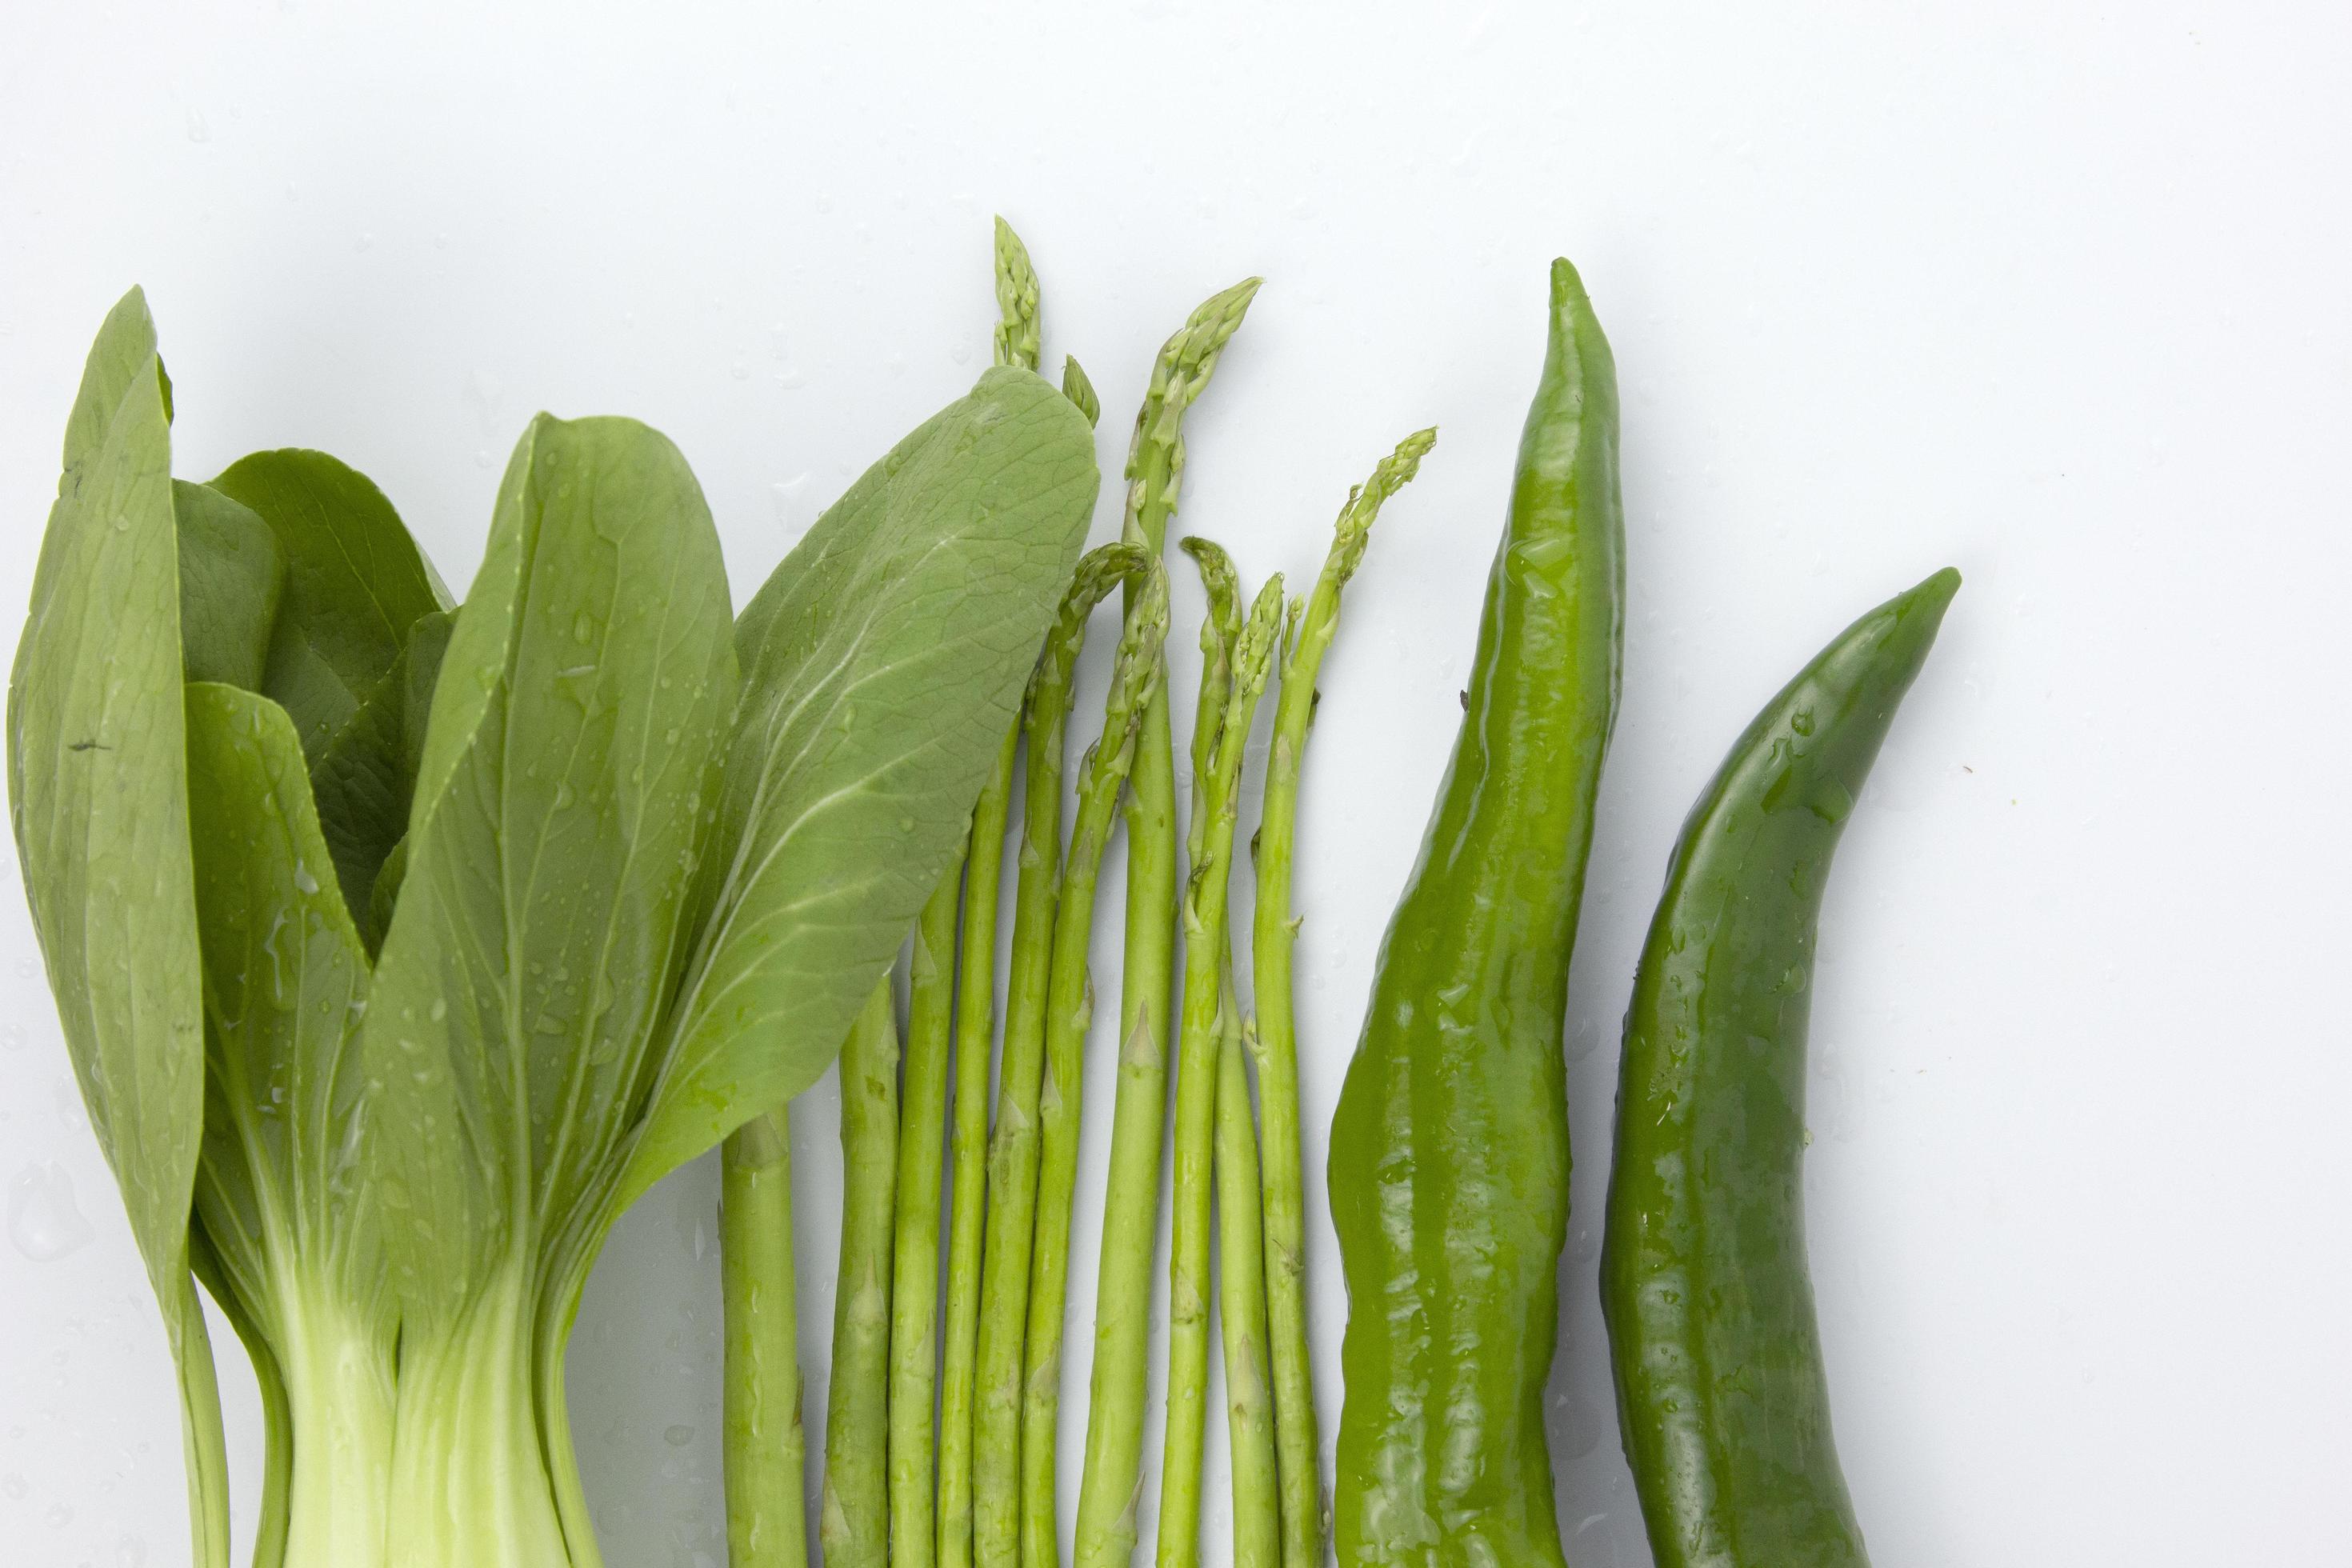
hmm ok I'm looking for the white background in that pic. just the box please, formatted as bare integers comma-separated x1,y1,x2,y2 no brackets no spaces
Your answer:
3,3,2347,1564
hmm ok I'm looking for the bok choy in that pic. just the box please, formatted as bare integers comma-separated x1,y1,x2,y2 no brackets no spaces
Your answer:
8,287,1099,1568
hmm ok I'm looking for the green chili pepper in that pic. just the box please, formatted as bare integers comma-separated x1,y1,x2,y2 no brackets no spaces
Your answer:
1600,566,1959,1568
1326,258,1624,1568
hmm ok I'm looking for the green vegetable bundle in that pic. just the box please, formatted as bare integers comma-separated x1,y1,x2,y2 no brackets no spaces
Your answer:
711,223,1434,1568
9,286,1098,1568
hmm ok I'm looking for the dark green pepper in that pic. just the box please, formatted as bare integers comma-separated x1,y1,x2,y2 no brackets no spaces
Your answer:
1600,568,1959,1568
1328,258,1624,1568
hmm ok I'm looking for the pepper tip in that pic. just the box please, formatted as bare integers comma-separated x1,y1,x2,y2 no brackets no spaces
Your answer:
1547,255,1590,308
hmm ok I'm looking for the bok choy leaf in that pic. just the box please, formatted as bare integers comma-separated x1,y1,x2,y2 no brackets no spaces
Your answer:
10,289,1100,1568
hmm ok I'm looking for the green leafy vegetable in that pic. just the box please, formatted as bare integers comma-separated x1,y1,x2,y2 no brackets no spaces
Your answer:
210,448,450,761
172,482,285,690
306,609,452,952
184,681,394,1564
623,366,1102,1204
7,286,234,1568
11,289,1099,1568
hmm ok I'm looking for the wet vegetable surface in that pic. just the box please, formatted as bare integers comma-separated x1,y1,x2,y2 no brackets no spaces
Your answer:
1327,258,1624,1568
1600,568,1959,1568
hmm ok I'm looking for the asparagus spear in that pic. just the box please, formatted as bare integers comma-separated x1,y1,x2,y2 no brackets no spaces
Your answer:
994,216,1042,373
1180,542,1244,859
1253,430,1436,1568
976,546,1154,1568
1216,1002,1280,1568
1020,563,1173,1568
1173,538,1280,1568
937,732,1016,1568
1074,277,1262,1568
1158,559,1287,1568
890,872,962,1568
724,1107,810,1568
1156,531,1246,1568
1062,355,1101,427
823,981,902,1568
940,216,1055,1568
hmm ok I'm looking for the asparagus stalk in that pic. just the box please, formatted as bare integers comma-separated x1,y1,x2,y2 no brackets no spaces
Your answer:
976,546,1152,1568
1253,430,1435,1568
1158,559,1287,1568
725,1107,810,1568
1183,540,1281,1568
1021,564,1173,1568
937,731,1017,1568
1074,277,1262,1568
1216,1001,1280,1568
941,216,1056,1568
890,871,962,1568
823,982,902,1568
1181,542,1243,858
